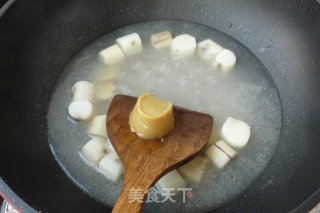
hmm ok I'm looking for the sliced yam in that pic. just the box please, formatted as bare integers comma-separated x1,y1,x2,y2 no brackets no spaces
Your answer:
156,169,186,190
150,31,173,49
97,66,120,82
81,137,108,165
99,44,125,65
215,140,237,158
116,32,142,56
204,129,220,150
171,34,196,57
214,49,236,70
72,81,94,101
197,39,224,60
98,152,123,182
221,117,251,148
178,156,208,183
94,81,114,100
88,115,107,137
209,129,219,141
68,100,93,121
205,144,230,169
106,138,117,154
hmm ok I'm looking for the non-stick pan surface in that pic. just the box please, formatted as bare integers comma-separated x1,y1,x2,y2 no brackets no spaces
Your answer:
0,0,320,212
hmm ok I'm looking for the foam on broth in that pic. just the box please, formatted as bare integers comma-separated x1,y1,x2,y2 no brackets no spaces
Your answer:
47,20,282,212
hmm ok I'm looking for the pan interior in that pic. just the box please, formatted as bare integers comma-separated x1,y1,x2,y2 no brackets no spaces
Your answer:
47,20,282,212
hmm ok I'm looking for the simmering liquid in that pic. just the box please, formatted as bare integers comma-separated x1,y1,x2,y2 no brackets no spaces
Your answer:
47,20,282,212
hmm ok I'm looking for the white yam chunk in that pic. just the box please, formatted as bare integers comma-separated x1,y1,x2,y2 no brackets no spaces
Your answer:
99,44,125,65
98,152,123,182
94,81,114,100
116,32,142,56
197,39,224,60
97,66,120,81
215,140,237,158
68,100,93,121
81,137,108,165
106,138,117,153
88,115,106,137
157,169,186,190
72,81,94,101
178,156,208,183
204,129,220,150
214,49,236,70
150,31,173,49
171,34,196,57
205,144,230,169
221,117,251,148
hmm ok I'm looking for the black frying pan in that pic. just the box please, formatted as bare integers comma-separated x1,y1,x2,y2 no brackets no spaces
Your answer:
0,0,320,212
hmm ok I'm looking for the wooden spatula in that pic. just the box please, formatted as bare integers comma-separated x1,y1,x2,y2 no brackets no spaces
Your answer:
106,94,213,213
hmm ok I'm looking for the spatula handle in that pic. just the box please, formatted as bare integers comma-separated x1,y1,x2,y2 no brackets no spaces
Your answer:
112,173,155,213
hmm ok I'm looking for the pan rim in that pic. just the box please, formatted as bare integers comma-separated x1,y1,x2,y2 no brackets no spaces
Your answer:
0,178,36,213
